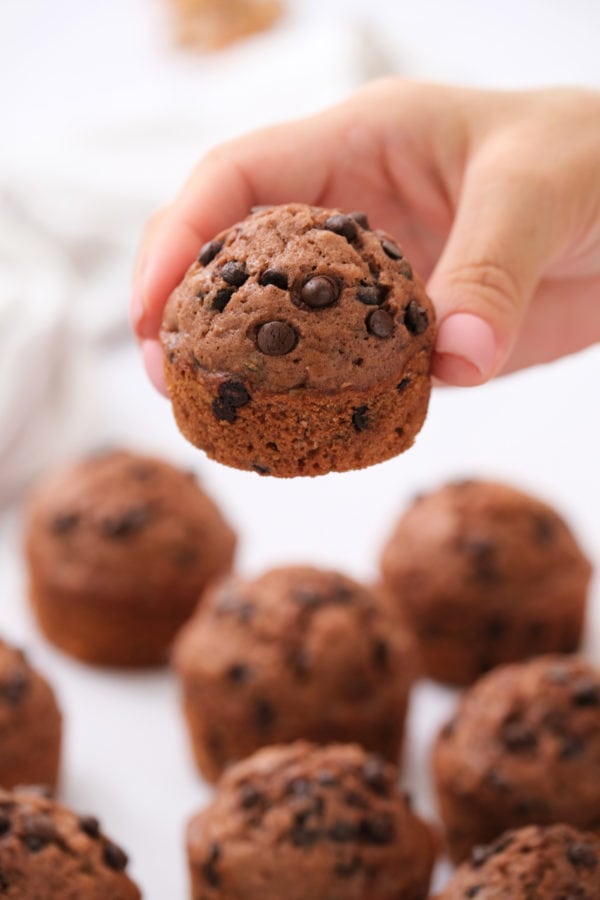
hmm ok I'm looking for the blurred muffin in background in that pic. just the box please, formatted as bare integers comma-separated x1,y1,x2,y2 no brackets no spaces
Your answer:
25,449,237,668
171,0,284,50
0,639,62,790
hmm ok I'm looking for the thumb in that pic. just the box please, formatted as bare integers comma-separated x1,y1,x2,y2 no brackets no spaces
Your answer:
428,161,560,386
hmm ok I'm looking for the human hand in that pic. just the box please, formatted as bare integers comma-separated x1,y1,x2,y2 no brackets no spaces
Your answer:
131,80,600,393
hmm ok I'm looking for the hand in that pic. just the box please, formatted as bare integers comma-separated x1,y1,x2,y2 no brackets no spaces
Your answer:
131,80,600,393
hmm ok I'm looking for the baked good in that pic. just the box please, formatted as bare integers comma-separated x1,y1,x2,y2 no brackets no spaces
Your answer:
0,640,61,790
173,565,417,782
160,203,435,477
0,785,140,898
435,824,600,898
186,741,435,899
380,479,592,685
25,449,236,667
433,655,600,862
171,0,283,50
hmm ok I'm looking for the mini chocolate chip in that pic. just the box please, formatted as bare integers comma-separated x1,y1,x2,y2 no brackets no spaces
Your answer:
486,617,507,640
221,261,249,287
0,672,29,706
533,512,556,543
198,241,222,266
464,538,498,582
99,506,152,538
290,823,321,848
254,698,276,729
21,814,57,853
292,588,322,609
226,663,251,685
396,377,411,393
324,214,358,243
371,639,389,670
466,886,483,898
352,406,369,433
287,778,312,798
174,545,199,568
381,239,403,260
239,785,264,810
103,841,128,872
329,820,358,842
288,646,310,681
344,791,368,809
349,211,370,229
0,815,10,838
78,816,100,839
500,721,538,753
202,843,220,887
567,841,597,869
49,512,80,535
335,855,362,878
571,679,600,706
259,269,288,290
300,275,339,309
362,757,389,795
560,735,585,759
256,321,298,356
252,463,270,475
484,769,510,792
366,308,394,338
403,299,429,334
356,285,383,306
212,286,235,311
316,770,337,787
359,813,395,845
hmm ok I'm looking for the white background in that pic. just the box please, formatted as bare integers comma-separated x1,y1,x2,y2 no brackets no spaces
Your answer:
1,1,600,897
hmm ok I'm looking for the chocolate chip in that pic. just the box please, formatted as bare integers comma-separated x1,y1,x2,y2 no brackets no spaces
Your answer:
215,591,255,622
567,841,597,869
48,512,80,535
202,843,220,887
484,769,510,792
0,872,8,892
288,646,310,681
559,735,585,759
471,844,494,869
359,813,395,845
366,308,394,338
300,275,339,309
324,214,358,243
485,617,507,640
212,286,235,311
532,512,556,543
0,672,29,706
398,259,414,279
103,841,128,872
371,639,389,670
212,381,251,423
396,377,411,393
381,239,403,260
349,211,370,229
362,757,389,795
99,505,152,538
344,791,368,810
198,241,222,266
286,778,312,798
335,855,362,878
356,285,383,306
316,770,337,787
329,820,358,842
21,814,57,853
221,261,249,287
571,679,600,706
464,538,498,582
254,698,276,729
226,663,251,685
403,299,429,334
0,815,10,838
500,721,538,753
239,785,265,810
259,269,288,290
78,816,100,839
352,406,369,433
290,822,321,848
292,588,322,609
212,397,236,423
252,463,270,475
256,321,298,356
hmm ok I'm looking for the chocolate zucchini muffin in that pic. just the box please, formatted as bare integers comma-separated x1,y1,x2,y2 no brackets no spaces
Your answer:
434,655,600,863
173,566,417,782
435,824,600,898
25,449,236,667
186,741,435,899
380,479,592,685
161,203,435,477
0,785,141,898
0,640,61,790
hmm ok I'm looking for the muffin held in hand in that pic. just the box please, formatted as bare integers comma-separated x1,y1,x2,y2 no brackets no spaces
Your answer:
0,785,140,898
380,479,592,685
433,655,600,863
435,824,600,899
161,203,435,477
186,742,435,900
0,640,61,790
174,566,417,782
25,449,236,667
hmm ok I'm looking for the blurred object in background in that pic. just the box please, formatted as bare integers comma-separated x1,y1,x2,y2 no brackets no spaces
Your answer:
171,0,284,50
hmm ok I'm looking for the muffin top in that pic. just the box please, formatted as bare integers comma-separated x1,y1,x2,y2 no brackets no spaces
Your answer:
161,203,435,394
0,786,140,898
26,449,236,598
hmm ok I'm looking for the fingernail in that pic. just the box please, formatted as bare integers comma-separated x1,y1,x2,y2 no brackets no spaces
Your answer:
435,313,497,379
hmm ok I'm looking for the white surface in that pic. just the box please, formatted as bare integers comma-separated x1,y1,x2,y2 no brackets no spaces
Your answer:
1,1,600,898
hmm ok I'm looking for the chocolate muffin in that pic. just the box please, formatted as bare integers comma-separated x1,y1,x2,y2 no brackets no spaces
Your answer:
0,785,141,898
433,655,600,863
0,640,61,790
435,824,600,898
380,479,592,685
173,566,417,782
186,741,435,899
25,449,237,667
160,203,435,477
